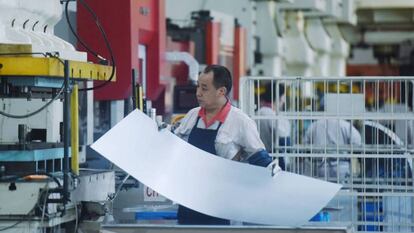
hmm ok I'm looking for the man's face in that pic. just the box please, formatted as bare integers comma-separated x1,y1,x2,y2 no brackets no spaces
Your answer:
196,71,225,109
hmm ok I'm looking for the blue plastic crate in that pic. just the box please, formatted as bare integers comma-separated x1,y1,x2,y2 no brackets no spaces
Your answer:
135,211,177,220
358,201,383,232
310,211,330,222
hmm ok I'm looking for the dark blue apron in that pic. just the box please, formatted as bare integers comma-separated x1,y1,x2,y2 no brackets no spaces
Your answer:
177,117,230,225
277,137,291,170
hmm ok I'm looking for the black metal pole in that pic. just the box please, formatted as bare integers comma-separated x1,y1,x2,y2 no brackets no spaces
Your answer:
131,69,137,110
63,60,70,203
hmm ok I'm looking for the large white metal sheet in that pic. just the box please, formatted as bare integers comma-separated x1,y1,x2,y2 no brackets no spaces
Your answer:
91,110,341,226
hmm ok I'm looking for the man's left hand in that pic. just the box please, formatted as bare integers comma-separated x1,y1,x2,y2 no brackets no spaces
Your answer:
267,160,282,177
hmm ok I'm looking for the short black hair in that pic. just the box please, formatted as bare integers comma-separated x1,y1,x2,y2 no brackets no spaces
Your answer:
261,82,285,103
203,65,232,95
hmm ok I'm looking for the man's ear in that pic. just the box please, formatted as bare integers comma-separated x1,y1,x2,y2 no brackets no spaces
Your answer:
218,86,227,96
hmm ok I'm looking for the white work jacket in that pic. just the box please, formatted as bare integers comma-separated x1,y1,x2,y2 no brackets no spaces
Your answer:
174,106,266,161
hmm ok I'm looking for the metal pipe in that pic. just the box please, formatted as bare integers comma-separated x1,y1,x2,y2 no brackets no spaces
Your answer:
102,225,349,233
71,84,79,175
131,69,137,110
138,86,144,112
18,124,28,144
63,59,70,203
165,52,199,84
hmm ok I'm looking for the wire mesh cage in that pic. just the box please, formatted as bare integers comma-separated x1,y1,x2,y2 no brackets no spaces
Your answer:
240,76,414,232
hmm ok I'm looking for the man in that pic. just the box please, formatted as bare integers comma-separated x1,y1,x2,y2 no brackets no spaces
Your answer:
257,82,291,170
303,119,362,179
173,65,276,225
303,119,362,146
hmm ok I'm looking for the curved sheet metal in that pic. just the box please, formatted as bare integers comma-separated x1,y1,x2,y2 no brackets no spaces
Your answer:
91,110,341,226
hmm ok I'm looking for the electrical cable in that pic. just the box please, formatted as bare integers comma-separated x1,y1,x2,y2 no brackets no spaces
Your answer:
35,172,63,187
40,181,50,228
74,198,79,233
36,179,67,222
64,0,116,91
108,174,130,201
0,52,65,119
0,220,23,231
76,0,116,91
64,0,100,60
0,85,64,119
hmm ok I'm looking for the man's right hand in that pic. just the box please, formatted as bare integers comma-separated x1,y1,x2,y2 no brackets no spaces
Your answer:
156,117,169,131
267,159,282,177
158,122,168,131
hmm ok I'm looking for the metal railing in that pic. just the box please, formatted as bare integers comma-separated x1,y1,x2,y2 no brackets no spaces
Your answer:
240,76,414,232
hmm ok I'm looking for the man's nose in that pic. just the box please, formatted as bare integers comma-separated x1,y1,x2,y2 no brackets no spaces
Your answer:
196,88,202,97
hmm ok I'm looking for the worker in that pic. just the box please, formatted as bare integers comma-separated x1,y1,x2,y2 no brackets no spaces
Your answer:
303,119,362,179
173,64,277,225
379,91,414,148
257,82,291,170
373,94,413,178
304,119,362,145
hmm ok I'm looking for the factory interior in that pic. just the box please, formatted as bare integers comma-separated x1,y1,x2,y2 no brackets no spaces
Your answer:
0,0,414,232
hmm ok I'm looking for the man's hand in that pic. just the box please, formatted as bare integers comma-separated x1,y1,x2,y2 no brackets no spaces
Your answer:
156,117,169,131
267,159,282,177
158,122,169,131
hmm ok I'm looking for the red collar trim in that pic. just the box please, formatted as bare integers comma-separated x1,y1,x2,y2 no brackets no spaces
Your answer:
198,100,231,128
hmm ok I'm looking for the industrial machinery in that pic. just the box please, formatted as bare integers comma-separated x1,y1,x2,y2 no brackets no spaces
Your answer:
166,9,247,104
0,0,115,232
